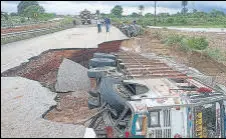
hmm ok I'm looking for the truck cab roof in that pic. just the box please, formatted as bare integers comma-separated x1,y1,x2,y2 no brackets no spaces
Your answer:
122,78,224,112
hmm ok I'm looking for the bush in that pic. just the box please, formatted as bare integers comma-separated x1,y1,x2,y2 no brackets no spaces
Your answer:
163,34,185,46
10,12,18,16
179,38,192,51
20,17,26,23
186,37,208,50
166,18,174,23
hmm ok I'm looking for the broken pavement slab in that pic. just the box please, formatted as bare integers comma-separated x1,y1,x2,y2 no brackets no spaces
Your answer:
1,77,86,138
55,58,91,92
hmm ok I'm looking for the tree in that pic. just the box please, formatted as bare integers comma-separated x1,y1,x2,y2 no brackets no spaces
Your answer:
193,9,197,13
17,1,39,15
23,5,45,20
1,11,9,20
145,13,153,17
181,1,188,14
181,8,188,14
131,12,140,17
138,5,144,16
111,5,123,17
210,9,225,17
158,13,170,17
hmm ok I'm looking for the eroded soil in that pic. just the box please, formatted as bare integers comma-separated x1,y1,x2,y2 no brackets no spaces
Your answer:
121,30,226,86
44,91,97,125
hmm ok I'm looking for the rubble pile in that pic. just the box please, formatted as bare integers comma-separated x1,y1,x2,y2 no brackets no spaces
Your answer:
119,24,143,37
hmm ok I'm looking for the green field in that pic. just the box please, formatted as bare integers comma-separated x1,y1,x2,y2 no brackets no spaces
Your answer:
106,11,226,28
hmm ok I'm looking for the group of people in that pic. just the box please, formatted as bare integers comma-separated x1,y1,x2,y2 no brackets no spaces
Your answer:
96,18,111,33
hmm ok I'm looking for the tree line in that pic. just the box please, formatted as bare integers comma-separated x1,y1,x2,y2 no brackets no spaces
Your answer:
107,1,225,18
1,1,56,22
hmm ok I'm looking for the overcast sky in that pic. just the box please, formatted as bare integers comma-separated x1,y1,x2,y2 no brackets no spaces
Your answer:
1,1,226,15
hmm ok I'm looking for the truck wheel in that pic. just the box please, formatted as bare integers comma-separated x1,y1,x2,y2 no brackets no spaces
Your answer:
88,89,99,97
88,97,100,109
89,58,116,68
93,53,116,60
99,77,126,114
87,66,116,78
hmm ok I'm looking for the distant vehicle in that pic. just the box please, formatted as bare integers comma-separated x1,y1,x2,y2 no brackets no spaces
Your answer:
79,9,92,25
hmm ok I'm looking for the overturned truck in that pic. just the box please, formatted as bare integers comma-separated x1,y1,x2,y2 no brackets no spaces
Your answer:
86,52,226,138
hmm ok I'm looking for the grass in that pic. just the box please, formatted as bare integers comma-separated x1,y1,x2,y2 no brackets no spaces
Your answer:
162,33,209,52
110,15,226,29
205,47,226,63
158,25,226,28
158,31,226,63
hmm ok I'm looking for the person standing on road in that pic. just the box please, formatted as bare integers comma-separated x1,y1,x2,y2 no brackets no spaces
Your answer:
96,18,102,33
104,18,111,32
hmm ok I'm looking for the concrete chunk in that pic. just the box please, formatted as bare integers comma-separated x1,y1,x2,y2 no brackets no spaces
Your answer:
55,58,90,92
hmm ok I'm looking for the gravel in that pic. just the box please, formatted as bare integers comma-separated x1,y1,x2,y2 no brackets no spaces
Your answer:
1,77,86,138
55,58,91,92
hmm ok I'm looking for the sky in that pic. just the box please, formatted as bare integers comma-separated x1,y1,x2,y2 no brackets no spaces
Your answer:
1,1,226,15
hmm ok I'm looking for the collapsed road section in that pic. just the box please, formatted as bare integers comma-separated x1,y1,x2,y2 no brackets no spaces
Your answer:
1,26,128,138
86,51,226,138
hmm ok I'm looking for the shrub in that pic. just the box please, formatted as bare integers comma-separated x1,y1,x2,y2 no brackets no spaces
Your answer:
186,37,208,50
20,17,26,23
166,18,174,23
163,34,185,46
179,38,192,51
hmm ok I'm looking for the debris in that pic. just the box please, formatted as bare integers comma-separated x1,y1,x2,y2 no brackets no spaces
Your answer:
55,58,91,92
44,91,98,125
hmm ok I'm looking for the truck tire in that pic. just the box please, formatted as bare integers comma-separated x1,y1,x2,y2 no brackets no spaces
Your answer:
87,66,116,78
99,77,127,114
93,53,116,60
88,88,99,97
88,97,100,109
89,58,116,68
